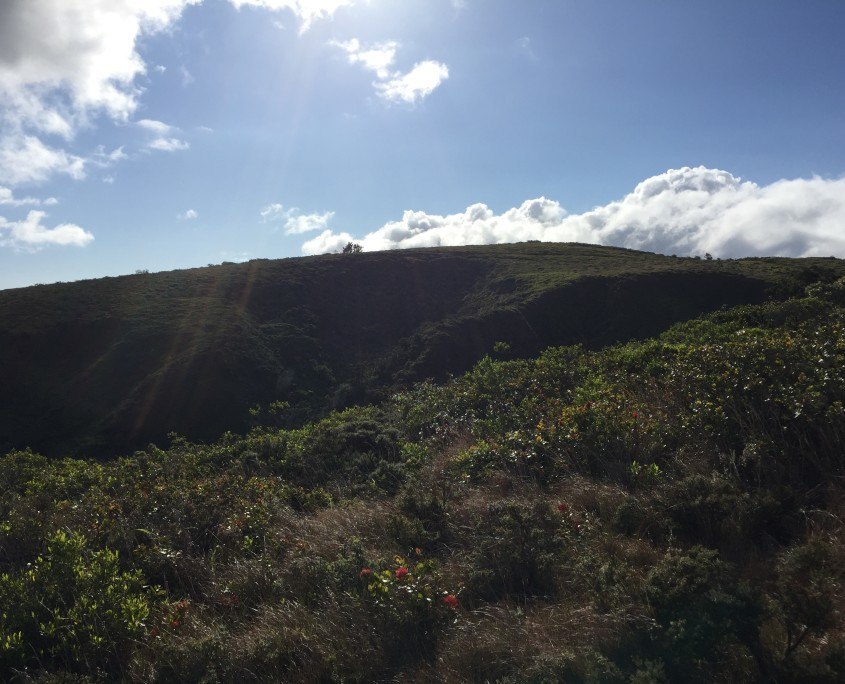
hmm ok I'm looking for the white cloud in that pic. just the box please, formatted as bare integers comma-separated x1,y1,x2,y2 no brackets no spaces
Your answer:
91,145,127,167
0,0,200,185
0,186,57,206
229,0,356,33
300,167,845,259
137,119,174,135
260,203,287,221
0,0,357,185
136,119,189,152
332,39,398,79
332,38,449,104
285,211,334,234
375,60,450,104
148,137,190,152
0,210,94,249
178,208,198,220
260,203,334,234
0,1,199,126
301,228,356,255
0,135,86,185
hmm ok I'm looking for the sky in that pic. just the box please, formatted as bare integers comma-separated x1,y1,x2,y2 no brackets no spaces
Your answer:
1,0,844,290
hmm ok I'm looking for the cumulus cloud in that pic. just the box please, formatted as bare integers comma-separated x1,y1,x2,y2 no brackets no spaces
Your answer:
0,210,94,249
0,135,86,185
0,1,195,127
301,228,356,255
148,137,190,152
332,38,449,104
261,202,334,234
332,39,399,79
0,1,203,133
178,209,198,220
284,211,335,234
300,167,845,259
0,0,357,185
136,119,189,152
260,203,286,221
375,60,450,104
229,0,355,33
0,0,200,185
0,186,57,207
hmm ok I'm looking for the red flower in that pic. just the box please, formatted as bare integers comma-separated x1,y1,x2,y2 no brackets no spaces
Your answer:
632,411,639,419
359,567,372,578
557,502,568,512
442,594,459,609
395,566,409,580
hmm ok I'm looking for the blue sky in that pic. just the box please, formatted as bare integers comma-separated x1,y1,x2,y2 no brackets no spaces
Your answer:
1,0,844,289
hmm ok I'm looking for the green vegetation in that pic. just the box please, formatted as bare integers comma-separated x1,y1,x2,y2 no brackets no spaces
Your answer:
2,242,844,458
2,272,844,682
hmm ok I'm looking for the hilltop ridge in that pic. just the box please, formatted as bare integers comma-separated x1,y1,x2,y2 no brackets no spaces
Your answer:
1,242,843,457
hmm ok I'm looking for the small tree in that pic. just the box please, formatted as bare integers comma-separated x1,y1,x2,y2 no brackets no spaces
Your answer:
342,242,363,254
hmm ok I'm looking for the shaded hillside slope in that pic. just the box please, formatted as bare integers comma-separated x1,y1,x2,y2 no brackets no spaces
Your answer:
1,243,843,457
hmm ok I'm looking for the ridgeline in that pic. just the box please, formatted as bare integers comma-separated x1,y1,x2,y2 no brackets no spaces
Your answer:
1,242,843,458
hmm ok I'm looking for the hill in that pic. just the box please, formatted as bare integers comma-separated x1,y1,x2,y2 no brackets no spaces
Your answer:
1,243,844,457
1,277,844,681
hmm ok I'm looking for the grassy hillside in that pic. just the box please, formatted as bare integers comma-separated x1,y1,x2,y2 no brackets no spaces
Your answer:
1,243,844,458
1,277,844,682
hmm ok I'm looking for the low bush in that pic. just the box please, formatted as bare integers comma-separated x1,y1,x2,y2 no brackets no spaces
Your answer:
0,531,154,679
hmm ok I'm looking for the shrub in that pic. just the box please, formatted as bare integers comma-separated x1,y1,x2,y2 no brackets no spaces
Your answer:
643,547,762,680
659,473,786,555
361,556,458,666
277,408,404,495
466,501,566,603
773,537,844,662
0,531,155,678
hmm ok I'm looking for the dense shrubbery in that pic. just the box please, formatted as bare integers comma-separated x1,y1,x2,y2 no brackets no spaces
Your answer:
2,281,845,681
0,530,153,678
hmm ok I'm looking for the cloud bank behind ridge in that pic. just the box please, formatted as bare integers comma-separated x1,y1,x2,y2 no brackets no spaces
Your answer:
302,167,845,259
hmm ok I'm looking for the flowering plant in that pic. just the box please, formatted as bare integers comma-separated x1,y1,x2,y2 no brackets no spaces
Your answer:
360,556,460,620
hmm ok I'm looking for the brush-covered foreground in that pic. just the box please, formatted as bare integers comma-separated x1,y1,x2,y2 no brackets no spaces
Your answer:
2,279,845,682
